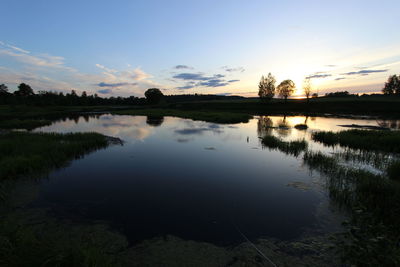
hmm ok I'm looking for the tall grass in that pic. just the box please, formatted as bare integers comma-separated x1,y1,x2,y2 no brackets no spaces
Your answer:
312,129,400,153
303,151,400,265
0,132,111,180
261,135,307,156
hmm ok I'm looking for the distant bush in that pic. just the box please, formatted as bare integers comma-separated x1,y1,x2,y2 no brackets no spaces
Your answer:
324,91,357,97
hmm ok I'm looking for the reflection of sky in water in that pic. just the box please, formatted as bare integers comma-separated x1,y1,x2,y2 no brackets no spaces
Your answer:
32,114,388,245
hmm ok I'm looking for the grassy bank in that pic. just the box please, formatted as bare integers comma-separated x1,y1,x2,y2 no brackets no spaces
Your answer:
165,97,400,117
0,131,115,180
113,108,253,124
312,129,400,153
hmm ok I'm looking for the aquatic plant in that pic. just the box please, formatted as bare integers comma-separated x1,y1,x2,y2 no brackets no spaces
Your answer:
303,151,400,265
0,132,114,180
312,129,400,153
294,124,308,130
261,135,307,156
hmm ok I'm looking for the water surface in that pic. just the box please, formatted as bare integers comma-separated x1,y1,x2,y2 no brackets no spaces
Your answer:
31,114,391,245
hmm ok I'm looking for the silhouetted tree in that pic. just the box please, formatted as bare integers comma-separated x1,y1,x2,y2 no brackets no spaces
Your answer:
303,78,312,102
144,88,164,104
14,83,34,96
0,84,9,94
382,74,400,95
312,93,318,98
277,80,295,101
258,73,276,101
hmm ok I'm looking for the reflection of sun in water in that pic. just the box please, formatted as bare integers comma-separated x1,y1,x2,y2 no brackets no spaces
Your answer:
285,116,307,126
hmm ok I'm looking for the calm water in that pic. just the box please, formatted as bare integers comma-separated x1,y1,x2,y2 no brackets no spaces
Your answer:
31,114,392,245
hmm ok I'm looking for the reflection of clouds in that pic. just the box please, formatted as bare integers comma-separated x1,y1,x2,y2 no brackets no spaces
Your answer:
175,123,224,135
37,115,154,142
176,138,193,143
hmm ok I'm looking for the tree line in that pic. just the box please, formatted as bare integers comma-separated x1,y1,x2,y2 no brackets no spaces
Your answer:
258,73,400,101
258,73,316,101
0,83,171,106
382,74,400,95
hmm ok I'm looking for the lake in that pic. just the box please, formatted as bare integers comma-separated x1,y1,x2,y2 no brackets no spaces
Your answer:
28,114,394,246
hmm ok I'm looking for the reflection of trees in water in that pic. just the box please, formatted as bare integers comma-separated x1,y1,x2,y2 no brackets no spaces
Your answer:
376,119,400,129
146,116,164,127
257,116,273,137
276,116,291,137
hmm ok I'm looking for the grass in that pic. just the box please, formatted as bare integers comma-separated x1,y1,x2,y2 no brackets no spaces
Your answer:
0,131,113,180
164,96,400,117
113,108,252,124
261,135,307,156
0,210,128,267
302,151,400,266
312,129,400,153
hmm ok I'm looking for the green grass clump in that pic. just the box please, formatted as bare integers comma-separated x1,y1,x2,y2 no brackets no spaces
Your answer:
312,129,400,153
387,161,400,181
303,151,400,266
261,135,307,156
0,119,52,130
113,109,252,124
0,132,111,180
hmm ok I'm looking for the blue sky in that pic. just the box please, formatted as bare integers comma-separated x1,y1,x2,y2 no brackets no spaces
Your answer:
1,0,400,97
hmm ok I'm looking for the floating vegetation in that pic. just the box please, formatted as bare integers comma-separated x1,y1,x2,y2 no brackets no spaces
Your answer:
312,129,400,153
294,124,308,130
261,135,307,156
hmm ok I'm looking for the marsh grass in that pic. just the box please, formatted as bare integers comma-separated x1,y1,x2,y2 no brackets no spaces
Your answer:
303,151,400,266
333,150,394,171
0,119,52,130
0,132,111,180
261,135,307,156
312,129,400,153
113,109,252,124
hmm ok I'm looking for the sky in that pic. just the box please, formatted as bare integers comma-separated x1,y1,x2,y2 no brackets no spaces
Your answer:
1,0,400,97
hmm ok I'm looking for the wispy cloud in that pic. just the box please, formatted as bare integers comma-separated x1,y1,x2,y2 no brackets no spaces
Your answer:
173,72,238,90
174,65,193,69
306,73,332,79
341,69,388,76
335,77,346,81
222,66,245,73
98,89,113,94
97,82,137,87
